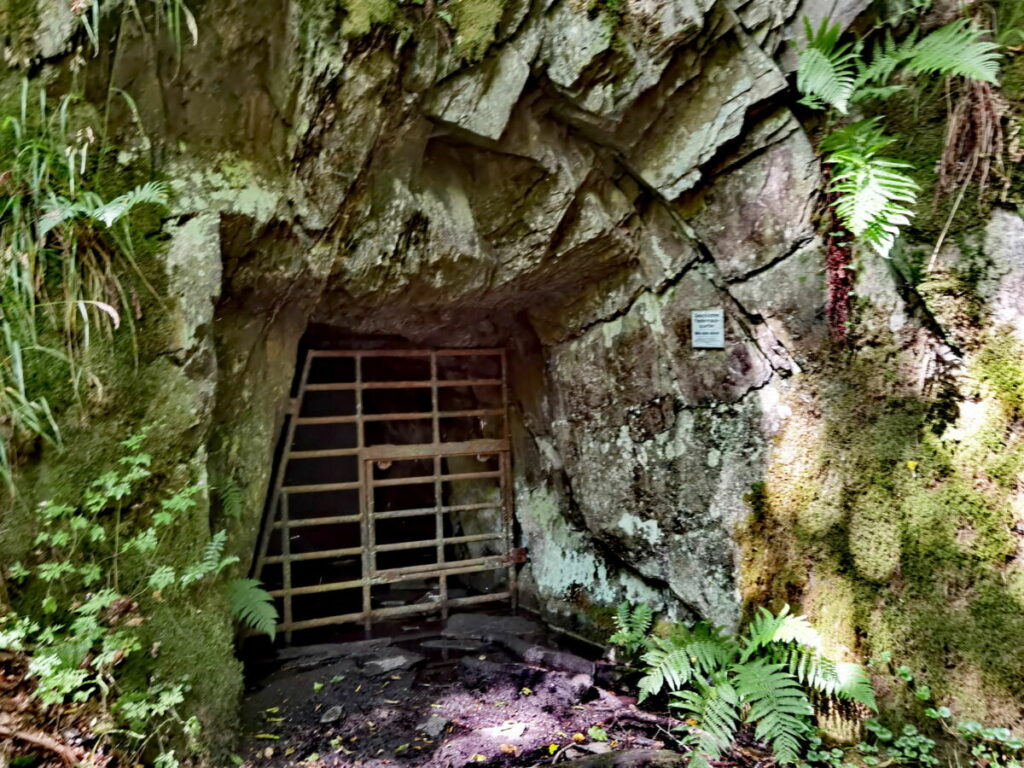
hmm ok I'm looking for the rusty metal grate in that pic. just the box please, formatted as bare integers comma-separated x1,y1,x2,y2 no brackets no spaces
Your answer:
253,349,515,640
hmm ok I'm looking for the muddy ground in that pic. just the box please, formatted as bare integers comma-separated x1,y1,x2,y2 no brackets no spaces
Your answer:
239,613,685,768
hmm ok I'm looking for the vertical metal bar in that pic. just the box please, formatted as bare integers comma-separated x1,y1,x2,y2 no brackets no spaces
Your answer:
357,355,372,635
281,493,293,643
431,352,447,618
254,353,312,583
499,351,516,611
435,453,447,619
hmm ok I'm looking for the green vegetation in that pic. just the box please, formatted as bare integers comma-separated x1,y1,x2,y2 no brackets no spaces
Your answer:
0,435,277,765
796,16,1001,255
610,604,874,768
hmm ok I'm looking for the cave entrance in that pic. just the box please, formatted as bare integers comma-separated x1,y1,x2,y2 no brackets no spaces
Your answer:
254,349,516,642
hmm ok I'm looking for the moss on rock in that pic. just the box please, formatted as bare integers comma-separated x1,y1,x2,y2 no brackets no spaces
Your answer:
740,328,1024,726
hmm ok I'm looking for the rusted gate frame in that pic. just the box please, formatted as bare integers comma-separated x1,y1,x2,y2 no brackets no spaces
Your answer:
254,348,515,641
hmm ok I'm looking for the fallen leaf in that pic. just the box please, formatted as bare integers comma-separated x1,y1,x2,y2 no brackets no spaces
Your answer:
254,734,280,740
263,748,274,759
499,745,517,755
519,687,533,696
548,745,560,755
572,733,585,743
471,754,488,762
313,682,324,693
395,744,410,753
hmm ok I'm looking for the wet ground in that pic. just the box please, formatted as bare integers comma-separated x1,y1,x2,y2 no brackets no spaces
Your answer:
239,613,680,768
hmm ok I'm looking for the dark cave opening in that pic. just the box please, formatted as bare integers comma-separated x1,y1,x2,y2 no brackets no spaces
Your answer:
253,333,516,644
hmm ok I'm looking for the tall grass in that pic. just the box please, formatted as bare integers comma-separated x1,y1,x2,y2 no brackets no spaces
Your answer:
0,80,168,490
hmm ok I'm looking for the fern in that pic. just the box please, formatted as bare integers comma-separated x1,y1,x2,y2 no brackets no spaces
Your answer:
796,15,1002,256
613,604,877,764
218,480,245,520
821,119,919,257
797,18,858,112
903,19,1001,83
672,680,740,768
179,530,239,587
735,660,813,764
609,601,653,657
227,578,278,641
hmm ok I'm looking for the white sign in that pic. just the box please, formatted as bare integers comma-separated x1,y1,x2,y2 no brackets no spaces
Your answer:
691,308,725,349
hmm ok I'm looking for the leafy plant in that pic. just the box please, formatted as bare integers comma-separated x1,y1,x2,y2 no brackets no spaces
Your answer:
0,82,169,488
611,605,875,768
796,16,1002,256
609,601,653,658
0,434,265,762
227,578,278,640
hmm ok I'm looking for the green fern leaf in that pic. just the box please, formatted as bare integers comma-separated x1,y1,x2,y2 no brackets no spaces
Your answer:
797,17,858,113
905,19,1001,84
227,578,278,640
672,683,739,763
735,660,813,764
821,118,919,256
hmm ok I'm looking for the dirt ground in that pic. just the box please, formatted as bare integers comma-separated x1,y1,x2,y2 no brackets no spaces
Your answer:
239,613,681,768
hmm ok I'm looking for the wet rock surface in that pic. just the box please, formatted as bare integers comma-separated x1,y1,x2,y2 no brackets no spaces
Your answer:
240,615,669,768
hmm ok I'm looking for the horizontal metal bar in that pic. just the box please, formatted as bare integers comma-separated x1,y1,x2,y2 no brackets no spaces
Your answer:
303,379,502,392
371,502,498,520
373,557,506,579
292,409,499,428
362,439,508,461
285,448,361,459
271,591,512,635
374,532,501,553
265,546,362,564
278,481,362,493
307,349,503,359
370,469,501,488
296,409,502,426
269,578,364,597
277,610,367,631
273,514,362,528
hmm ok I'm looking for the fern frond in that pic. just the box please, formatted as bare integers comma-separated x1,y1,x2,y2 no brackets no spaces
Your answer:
735,660,813,764
227,578,278,640
639,638,695,700
218,480,245,520
904,20,1001,84
609,602,653,657
91,181,169,227
773,645,876,710
672,682,740,764
821,118,919,257
180,530,239,586
797,17,858,113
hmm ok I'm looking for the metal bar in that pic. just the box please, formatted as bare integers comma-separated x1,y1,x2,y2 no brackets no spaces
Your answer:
273,514,362,529
264,546,363,564
370,530,500,554
270,578,363,598
501,349,517,612
281,494,293,643
297,408,503,426
371,501,498,520
361,439,507,461
275,590,512,634
304,379,502,392
285,448,361,459
369,469,501,488
306,348,503,359
282,481,362,493
373,558,506,580
357,356,371,634
253,351,312,580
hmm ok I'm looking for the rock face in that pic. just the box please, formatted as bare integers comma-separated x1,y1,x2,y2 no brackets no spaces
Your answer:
6,0,1024,739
